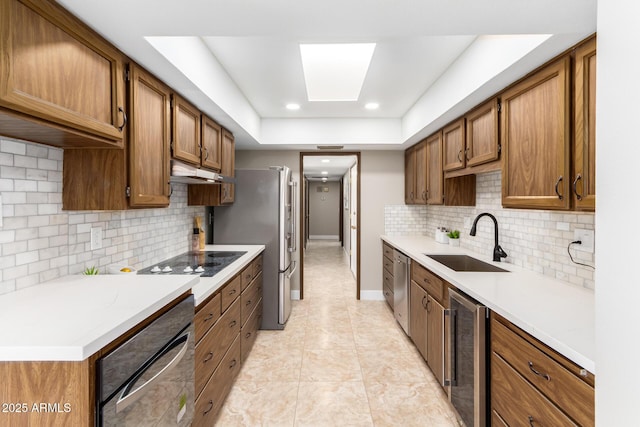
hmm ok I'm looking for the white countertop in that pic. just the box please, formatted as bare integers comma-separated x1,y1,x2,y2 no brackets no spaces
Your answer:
191,245,265,306
0,274,197,362
381,235,595,374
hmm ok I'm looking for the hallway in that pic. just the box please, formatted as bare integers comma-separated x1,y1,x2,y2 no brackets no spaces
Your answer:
216,240,459,426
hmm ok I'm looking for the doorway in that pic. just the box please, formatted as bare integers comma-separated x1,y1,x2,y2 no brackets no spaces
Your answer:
299,152,361,300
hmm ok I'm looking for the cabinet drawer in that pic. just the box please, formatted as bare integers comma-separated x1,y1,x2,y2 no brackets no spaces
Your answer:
221,274,241,312
194,334,241,427
194,293,221,344
492,353,577,427
241,300,262,363
383,284,393,308
194,298,240,399
491,318,594,426
411,263,444,302
241,271,262,327
253,254,263,275
240,263,254,291
383,256,394,274
383,267,393,290
382,243,394,260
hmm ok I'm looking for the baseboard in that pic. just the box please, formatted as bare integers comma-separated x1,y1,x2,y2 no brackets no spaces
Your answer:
359,290,385,301
291,290,301,300
309,235,339,240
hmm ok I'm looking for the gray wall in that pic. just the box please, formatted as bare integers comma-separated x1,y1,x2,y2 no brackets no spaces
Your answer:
308,181,340,238
235,150,405,299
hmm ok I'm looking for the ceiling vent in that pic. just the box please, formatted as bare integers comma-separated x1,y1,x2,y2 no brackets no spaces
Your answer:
316,145,344,150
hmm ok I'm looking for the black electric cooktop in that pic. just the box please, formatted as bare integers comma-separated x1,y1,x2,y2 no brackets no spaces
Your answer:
137,251,247,277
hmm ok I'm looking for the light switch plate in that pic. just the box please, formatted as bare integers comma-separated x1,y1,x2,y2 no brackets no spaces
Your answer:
573,228,594,253
90,227,103,250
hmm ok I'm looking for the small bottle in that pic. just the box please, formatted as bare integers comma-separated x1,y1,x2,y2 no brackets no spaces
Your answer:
192,228,200,251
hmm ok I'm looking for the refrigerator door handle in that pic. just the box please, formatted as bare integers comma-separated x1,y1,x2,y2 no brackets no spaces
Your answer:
286,261,297,279
289,180,297,253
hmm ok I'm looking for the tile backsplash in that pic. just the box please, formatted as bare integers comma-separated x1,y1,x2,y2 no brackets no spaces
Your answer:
385,171,595,289
0,137,204,295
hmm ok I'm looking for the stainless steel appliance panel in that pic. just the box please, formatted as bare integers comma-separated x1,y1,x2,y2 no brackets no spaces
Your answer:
213,167,294,330
392,249,411,335
447,288,487,427
98,295,195,427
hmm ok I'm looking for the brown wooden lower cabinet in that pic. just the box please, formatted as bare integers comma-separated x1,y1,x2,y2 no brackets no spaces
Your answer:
241,300,262,363
490,313,594,426
426,294,444,385
409,281,428,359
193,334,242,427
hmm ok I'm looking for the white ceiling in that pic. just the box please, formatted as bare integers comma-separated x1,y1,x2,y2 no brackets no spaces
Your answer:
304,156,357,181
57,0,597,150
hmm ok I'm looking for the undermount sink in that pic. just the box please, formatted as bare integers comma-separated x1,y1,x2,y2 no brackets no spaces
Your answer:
425,254,509,273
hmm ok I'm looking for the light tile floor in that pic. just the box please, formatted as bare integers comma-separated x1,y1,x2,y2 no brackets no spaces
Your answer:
216,240,460,426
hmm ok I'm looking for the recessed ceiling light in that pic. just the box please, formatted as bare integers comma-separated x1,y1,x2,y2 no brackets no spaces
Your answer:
321,159,330,163
286,103,300,110
300,43,376,101
322,178,328,182
321,171,328,175
365,102,379,110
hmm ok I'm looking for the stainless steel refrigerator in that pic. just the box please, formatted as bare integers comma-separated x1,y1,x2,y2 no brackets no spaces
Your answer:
209,167,296,330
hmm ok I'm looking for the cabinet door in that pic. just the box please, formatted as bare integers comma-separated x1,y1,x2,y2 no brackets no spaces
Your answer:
128,64,171,207
573,37,596,211
171,94,201,166
0,0,125,146
409,281,428,359
220,129,235,204
414,141,428,204
201,115,222,171
404,147,416,204
501,56,571,209
466,98,500,167
426,132,444,205
442,119,466,171
426,295,444,385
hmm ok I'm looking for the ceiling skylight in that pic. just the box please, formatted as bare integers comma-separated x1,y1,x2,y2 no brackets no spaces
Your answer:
300,43,376,102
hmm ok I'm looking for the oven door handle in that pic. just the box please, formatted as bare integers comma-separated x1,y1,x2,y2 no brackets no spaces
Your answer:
116,330,190,414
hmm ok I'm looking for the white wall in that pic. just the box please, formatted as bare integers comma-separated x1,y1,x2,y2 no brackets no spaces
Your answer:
0,137,204,295
595,2,640,423
308,181,340,238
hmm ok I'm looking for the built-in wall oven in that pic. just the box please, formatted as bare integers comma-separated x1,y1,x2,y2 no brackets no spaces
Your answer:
96,295,195,426
447,288,487,427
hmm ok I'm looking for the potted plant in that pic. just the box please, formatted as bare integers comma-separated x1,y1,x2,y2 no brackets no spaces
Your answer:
83,266,99,275
447,230,461,247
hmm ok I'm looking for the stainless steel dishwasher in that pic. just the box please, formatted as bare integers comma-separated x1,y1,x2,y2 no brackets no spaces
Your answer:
392,249,411,335
446,288,487,427
96,295,195,426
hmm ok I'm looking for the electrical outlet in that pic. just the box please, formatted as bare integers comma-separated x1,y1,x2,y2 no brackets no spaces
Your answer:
573,228,594,253
90,227,103,250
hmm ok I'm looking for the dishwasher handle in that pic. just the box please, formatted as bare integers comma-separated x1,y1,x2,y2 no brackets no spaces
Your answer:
115,329,190,414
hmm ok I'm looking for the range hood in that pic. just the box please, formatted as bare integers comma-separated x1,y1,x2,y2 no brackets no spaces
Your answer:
170,160,235,184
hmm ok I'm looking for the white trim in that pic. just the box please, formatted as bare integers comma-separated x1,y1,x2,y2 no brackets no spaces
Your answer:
291,290,301,300
359,290,385,301
309,235,339,240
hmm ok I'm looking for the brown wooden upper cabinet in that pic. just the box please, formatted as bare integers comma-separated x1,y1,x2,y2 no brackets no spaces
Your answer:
63,64,171,210
201,115,222,171
442,118,466,172
425,132,444,205
501,56,572,210
187,128,235,206
573,36,596,211
0,0,126,148
171,94,202,166
415,141,428,204
466,98,500,167
405,146,417,204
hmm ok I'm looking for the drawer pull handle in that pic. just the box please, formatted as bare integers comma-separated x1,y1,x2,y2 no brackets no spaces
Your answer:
528,361,551,381
203,352,214,362
423,277,431,284
245,332,252,339
229,289,237,295
246,299,252,306
229,320,237,327
203,400,214,415
204,313,214,322
421,295,427,309
230,359,237,369
528,415,535,426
